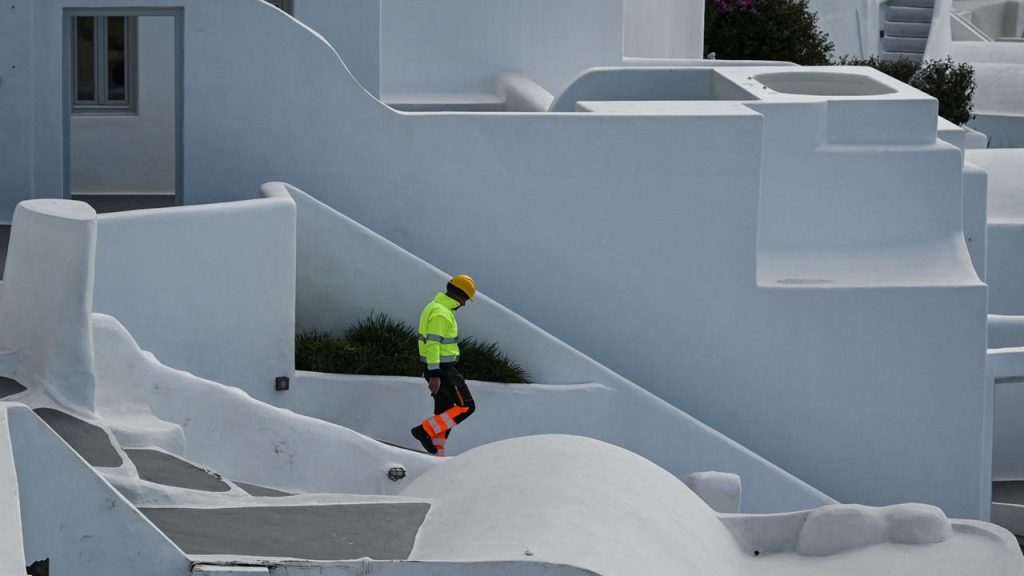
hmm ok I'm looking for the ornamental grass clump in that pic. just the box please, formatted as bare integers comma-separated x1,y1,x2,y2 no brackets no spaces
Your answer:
838,56,976,125
295,312,530,383
704,0,834,65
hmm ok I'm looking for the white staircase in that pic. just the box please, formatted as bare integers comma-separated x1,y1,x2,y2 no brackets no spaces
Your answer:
881,0,935,62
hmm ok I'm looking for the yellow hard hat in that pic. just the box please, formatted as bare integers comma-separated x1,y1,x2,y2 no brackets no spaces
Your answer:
449,274,477,300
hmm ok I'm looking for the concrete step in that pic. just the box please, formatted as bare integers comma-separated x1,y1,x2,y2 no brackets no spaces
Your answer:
885,20,932,37
141,503,430,560
888,0,934,9
886,5,934,22
880,50,925,63
883,35,928,52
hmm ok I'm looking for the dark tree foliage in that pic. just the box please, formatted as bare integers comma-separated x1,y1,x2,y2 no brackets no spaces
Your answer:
704,0,835,65
839,56,976,125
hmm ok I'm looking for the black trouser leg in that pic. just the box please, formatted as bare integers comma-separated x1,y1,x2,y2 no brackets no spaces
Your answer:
431,364,476,424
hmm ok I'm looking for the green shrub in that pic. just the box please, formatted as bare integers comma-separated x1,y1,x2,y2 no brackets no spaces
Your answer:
911,57,976,125
704,0,834,65
838,56,976,125
295,312,530,383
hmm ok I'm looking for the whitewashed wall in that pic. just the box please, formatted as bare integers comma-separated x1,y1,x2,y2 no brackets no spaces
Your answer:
71,16,176,195
269,182,832,513
92,196,297,400
9,0,991,518
91,314,437,495
990,348,1024,482
294,0,380,97
379,0,623,95
0,410,27,576
0,1,35,223
0,200,98,412
968,149,1024,315
623,0,704,58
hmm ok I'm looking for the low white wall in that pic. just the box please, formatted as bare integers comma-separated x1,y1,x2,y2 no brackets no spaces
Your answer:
71,16,176,195
92,314,437,495
0,200,98,412
970,113,1024,148
379,0,623,95
988,222,1024,315
548,67,760,111
283,372,832,512
990,315,1024,349
92,196,297,401
963,162,988,281
0,409,27,576
990,348,1024,481
6,404,190,575
967,149,1024,315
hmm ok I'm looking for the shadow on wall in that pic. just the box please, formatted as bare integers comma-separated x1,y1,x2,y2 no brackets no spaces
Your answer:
0,225,9,280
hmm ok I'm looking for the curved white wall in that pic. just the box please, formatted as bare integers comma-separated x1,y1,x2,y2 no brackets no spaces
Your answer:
293,0,380,97
91,314,437,495
91,196,297,400
0,200,98,413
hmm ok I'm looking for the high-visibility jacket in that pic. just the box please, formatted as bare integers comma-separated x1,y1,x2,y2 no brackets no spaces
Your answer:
418,292,460,374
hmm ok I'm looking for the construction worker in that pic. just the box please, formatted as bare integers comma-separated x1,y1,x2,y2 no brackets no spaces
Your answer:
410,275,477,456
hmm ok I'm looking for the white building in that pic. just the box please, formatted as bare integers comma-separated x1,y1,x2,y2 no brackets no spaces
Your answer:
0,0,1023,574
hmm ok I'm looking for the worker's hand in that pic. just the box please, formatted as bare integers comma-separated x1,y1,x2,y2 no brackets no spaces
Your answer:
428,377,441,396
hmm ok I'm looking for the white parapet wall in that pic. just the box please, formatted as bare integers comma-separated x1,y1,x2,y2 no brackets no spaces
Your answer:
91,196,297,400
91,313,438,495
268,181,831,512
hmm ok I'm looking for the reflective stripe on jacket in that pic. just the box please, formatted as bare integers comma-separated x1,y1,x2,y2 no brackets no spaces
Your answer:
418,292,460,371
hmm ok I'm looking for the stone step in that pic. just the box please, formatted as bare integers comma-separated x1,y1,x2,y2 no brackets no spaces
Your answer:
886,5,934,22
883,35,928,53
880,50,925,63
885,20,932,37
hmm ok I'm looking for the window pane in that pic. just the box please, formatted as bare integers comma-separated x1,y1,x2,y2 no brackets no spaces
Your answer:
106,16,127,102
76,16,95,102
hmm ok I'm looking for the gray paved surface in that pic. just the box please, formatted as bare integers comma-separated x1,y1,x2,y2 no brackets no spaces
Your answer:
994,481,1024,504
0,377,25,400
33,408,123,467
125,449,230,492
141,503,429,560
234,481,291,497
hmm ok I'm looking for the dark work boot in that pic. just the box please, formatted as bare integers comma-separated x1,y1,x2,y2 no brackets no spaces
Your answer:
411,425,438,454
